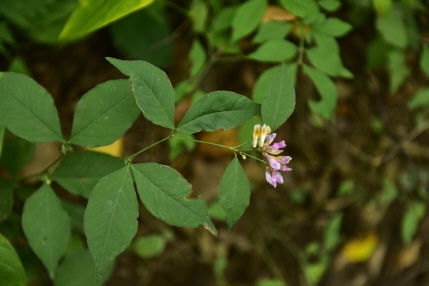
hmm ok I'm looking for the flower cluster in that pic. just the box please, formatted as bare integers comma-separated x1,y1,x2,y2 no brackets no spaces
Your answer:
253,124,292,188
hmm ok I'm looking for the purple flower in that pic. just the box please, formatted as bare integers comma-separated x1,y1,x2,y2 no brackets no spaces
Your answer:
265,168,284,188
253,124,292,187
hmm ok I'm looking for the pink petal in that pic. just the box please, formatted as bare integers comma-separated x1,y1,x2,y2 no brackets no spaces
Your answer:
269,140,286,150
265,168,276,187
265,133,276,146
280,166,292,172
280,156,292,164
265,154,280,170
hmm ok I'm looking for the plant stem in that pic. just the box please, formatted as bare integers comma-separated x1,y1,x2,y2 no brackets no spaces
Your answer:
171,136,236,150
127,135,172,161
20,153,65,182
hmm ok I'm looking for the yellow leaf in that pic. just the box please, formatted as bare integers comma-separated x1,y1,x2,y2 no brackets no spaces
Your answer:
341,231,378,263
87,137,124,157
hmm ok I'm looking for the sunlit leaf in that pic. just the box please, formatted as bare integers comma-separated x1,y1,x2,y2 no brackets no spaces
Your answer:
60,0,155,40
0,233,26,286
247,39,297,62
69,80,140,148
22,184,71,278
132,163,216,235
261,63,296,131
231,0,267,41
324,213,342,251
219,157,250,228
304,65,337,120
0,72,63,142
341,231,378,262
106,58,176,130
52,151,124,198
177,91,260,134
212,5,237,32
373,0,392,16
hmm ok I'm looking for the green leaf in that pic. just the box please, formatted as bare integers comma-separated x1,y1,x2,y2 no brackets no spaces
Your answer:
376,7,408,48
379,178,398,205
190,0,208,33
0,72,63,142
212,5,237,32
0,123,5,159
313,31,339,52
261,63,296,131
61,201,85,229
0,0,77,44
59,0,154,40
0,131,35,176
7,57,32,77
22,184,71,279
54,249,114,286
131,163,216,235
0,179,14,222
318,0,341,12
208,201,226,221
253,21,293,43
231,0,267,41
304,65,337,120
279,0,320,18
306,47,353,78
247,39,297,62
373,0,392,16
109,2,172,68
0,233,27,286
177,91,260,134
401,201,426,245
189,39,206,77
52,151,124,198
106,58,175,130
420,46,429,78
255,279,284,286
68,80,140,148
324,213,342,251
314,17,352,37
219,157,250,229
388,50,409,94
84,166,138,281
131,235,166,258
408,87,429,110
